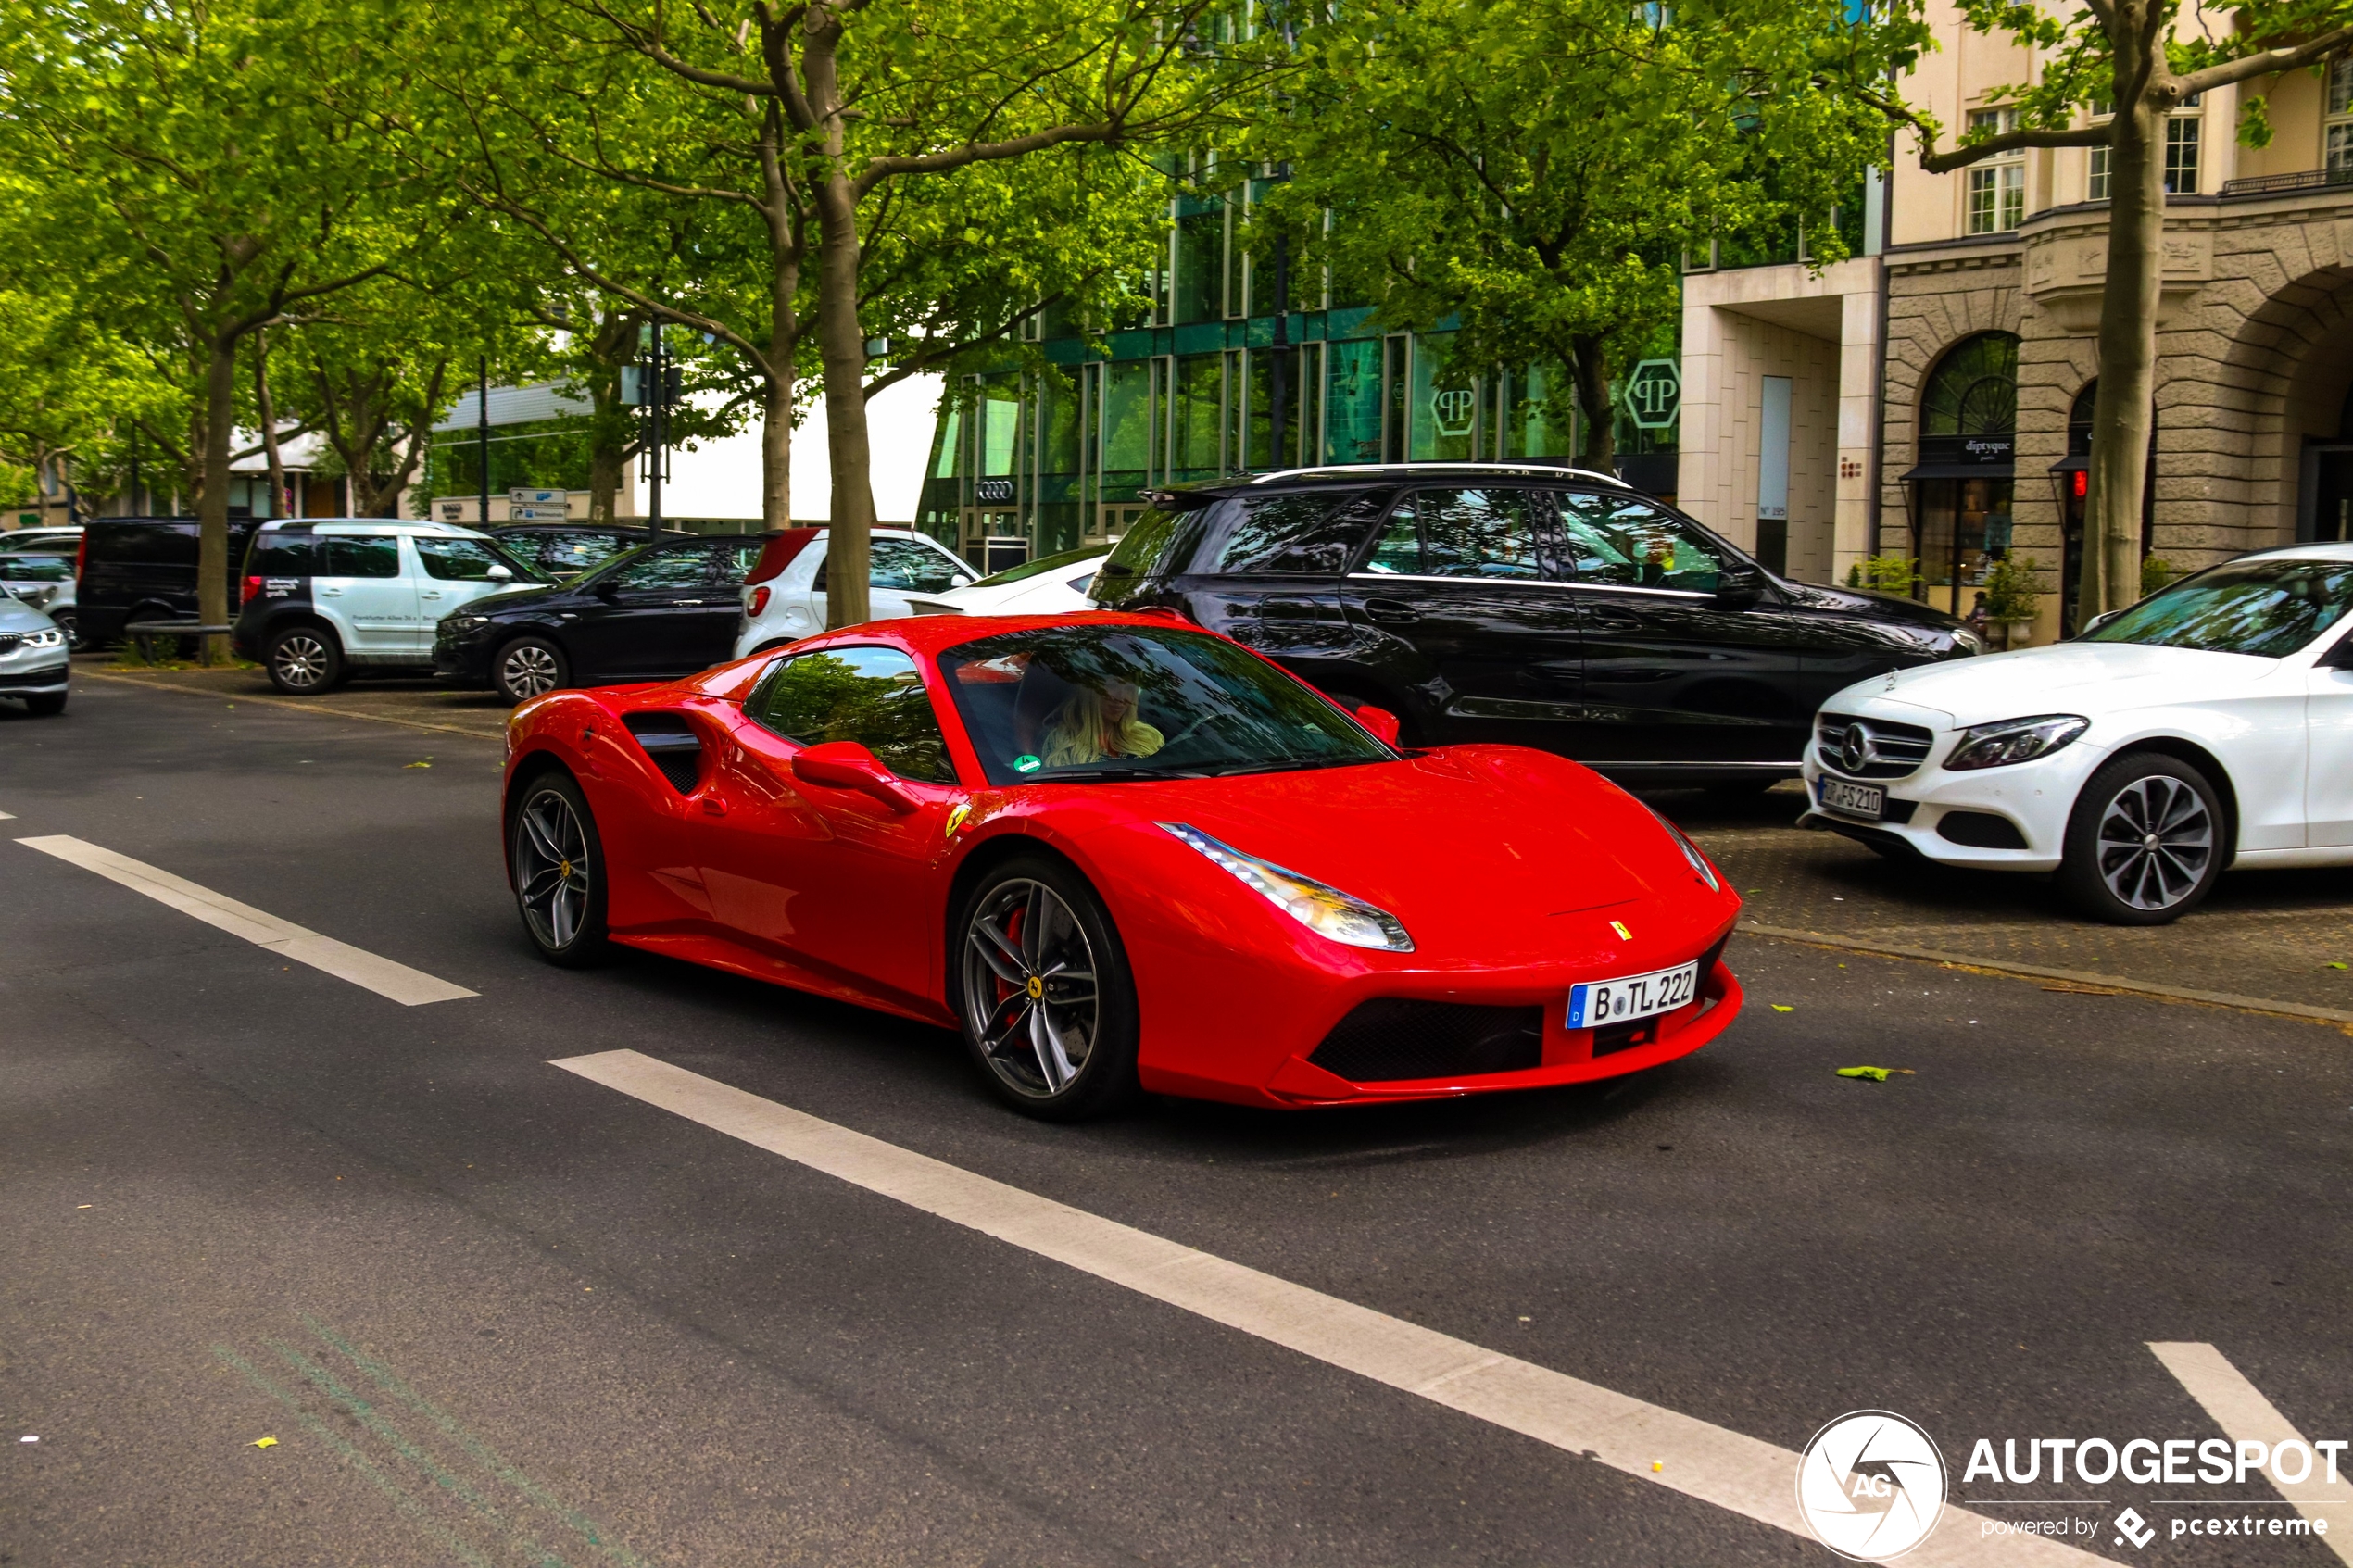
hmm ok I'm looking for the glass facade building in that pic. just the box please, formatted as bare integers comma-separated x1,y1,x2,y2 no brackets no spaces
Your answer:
915,178,1677,565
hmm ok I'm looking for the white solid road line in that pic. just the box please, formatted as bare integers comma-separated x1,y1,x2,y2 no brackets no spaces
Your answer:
17,834,476,1007
2150,1342,2353,1562
553,1047,2097,1565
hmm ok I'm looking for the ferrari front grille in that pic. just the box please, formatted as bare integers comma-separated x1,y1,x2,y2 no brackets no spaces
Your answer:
1309,998,1543,1083
622,714,706,795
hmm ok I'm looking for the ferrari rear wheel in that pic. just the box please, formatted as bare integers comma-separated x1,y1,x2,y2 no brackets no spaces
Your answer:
509,771,611,966
955,858,1139,1120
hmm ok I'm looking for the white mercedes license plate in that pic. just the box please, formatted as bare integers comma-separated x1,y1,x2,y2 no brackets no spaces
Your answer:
1567,961,1701,1031
1818,777,1884,820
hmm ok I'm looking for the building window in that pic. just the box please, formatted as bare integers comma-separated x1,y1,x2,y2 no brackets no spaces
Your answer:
2164,113,2200,194
1965,107,2024,233
2088,147,2109,201
2330,58,2353,174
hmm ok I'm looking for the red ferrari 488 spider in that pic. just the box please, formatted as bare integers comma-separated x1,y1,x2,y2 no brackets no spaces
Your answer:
501,612,1743,1118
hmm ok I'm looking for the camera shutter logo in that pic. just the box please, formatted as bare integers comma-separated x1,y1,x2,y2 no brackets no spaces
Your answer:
1795,1411,1947,1562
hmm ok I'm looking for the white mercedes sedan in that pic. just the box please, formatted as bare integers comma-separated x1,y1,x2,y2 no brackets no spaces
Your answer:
1800,543,2353,923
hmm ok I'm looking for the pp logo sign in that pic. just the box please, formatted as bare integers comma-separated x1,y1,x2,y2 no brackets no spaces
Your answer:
1429,386,1477,438
1622,358,1681,430
1796,1411,1947,1561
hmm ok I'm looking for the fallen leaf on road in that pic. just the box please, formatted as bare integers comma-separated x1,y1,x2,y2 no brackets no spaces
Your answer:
1836,1065,1916,1082
405,760,433,769
2326,962,2347,971
1770,1004,1793,1012
251,1436,278,1449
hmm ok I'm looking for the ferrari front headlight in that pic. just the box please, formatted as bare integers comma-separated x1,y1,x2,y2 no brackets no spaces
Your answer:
1158,822,1413,952
1644,805,1720,891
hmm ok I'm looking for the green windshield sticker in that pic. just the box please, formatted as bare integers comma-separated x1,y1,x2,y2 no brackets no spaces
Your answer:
1013,754,1041,773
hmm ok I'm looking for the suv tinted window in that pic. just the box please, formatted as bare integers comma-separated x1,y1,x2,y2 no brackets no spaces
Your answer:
92,521,197,567
749,646,954,784
247,534,321,576
323,536,401,578
1213,491,1384,574
1090,502,1214,605
1555,492,1724,594
417,535,537,582
607,544,713,591
1364,488,1542,579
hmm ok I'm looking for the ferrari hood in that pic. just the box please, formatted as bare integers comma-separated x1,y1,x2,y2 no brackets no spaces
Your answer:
1078,746,1717,955
1853,641,2281,727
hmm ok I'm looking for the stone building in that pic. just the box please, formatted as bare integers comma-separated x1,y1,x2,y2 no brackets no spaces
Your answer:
1678,0,2353,646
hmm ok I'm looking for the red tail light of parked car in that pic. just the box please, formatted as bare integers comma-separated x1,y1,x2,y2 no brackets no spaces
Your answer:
242,574,265,606
747,584,771,617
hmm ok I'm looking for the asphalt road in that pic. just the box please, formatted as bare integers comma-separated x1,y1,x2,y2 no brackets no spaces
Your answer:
3,680,2349,1567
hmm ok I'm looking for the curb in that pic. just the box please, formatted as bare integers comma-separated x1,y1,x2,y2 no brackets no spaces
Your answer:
1740,920,2353,1027
82,670,504,744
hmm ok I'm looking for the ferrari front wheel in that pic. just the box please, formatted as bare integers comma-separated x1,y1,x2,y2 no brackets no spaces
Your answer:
955,858,1139,1120
509,772,611,966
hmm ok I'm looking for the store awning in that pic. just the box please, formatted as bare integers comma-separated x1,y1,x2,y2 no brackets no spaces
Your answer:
2048,454,2087,473
1900,460,2017,480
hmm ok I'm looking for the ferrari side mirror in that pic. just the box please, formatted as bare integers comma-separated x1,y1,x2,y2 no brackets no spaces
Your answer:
1353,705,1403,746
791,739,921,813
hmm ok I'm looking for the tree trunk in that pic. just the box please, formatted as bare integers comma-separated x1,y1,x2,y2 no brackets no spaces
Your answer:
761,371,794,528
195,335,238,662
585,307,638,523
804,8,873,630
2083,87,2167,625
254,329,288,521
1569,336,1616,472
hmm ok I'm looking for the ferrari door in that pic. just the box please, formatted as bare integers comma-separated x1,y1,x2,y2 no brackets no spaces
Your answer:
714,646,963,1005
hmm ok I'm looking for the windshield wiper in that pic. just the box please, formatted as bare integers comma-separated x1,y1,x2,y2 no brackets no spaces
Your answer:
1200,755,1380,779
1023,765,1210,782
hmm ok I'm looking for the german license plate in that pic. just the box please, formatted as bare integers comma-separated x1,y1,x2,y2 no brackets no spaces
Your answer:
1568,961,1701,1030
1818,777,1884,820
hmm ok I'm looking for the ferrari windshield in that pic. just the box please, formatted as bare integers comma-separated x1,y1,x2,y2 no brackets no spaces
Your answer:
937,623,1396,784
2080,558,2353,658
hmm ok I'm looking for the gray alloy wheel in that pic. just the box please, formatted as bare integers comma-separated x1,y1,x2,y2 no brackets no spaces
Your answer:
510,777,607,964
2059,752,2222,924
954,859,1140,1120
50,609,78,650
267,626,340,694
2094,774,2215,911
497,639,565,704
963,878,1101,1100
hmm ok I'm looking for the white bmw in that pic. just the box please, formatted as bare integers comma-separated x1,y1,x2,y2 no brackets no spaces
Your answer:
1800,543,2353,923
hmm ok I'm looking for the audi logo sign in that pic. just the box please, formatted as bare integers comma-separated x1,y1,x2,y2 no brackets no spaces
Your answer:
975,480,1015,503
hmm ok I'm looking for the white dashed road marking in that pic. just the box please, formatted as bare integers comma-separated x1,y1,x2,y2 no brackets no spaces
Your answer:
18,834,475,1006
2151,1341,2353,1562
554,1047,2098,1564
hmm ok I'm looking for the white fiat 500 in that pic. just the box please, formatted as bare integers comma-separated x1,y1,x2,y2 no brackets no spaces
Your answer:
1801,544,2353,923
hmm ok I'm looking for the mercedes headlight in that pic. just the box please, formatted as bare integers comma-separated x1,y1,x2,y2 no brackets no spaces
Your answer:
1644,805,1720,891
1943,714,2088,771
1952,627,1987,656
19,627,64,649
1159,822,1413,951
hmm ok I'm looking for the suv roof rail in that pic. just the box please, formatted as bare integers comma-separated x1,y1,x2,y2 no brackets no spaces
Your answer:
1245,462,1630,488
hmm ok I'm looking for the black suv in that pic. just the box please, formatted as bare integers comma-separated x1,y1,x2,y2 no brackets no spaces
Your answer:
1091,466,1981,786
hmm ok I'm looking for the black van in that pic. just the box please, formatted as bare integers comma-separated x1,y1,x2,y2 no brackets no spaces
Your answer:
77,517,260,647
1090,465,1982,789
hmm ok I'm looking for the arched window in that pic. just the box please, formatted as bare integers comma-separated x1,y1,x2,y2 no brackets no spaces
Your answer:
1921,332,2020,437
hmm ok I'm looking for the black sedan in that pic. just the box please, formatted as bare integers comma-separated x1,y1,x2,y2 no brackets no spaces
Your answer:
1091,465,1984,790
487,523,694,580
435,533,764,702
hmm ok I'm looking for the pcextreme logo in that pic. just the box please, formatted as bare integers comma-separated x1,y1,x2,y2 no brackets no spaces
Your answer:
1796,1411,1948,1562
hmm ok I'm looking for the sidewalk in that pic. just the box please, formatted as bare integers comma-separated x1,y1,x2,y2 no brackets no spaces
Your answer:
1667,784,2353,1021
